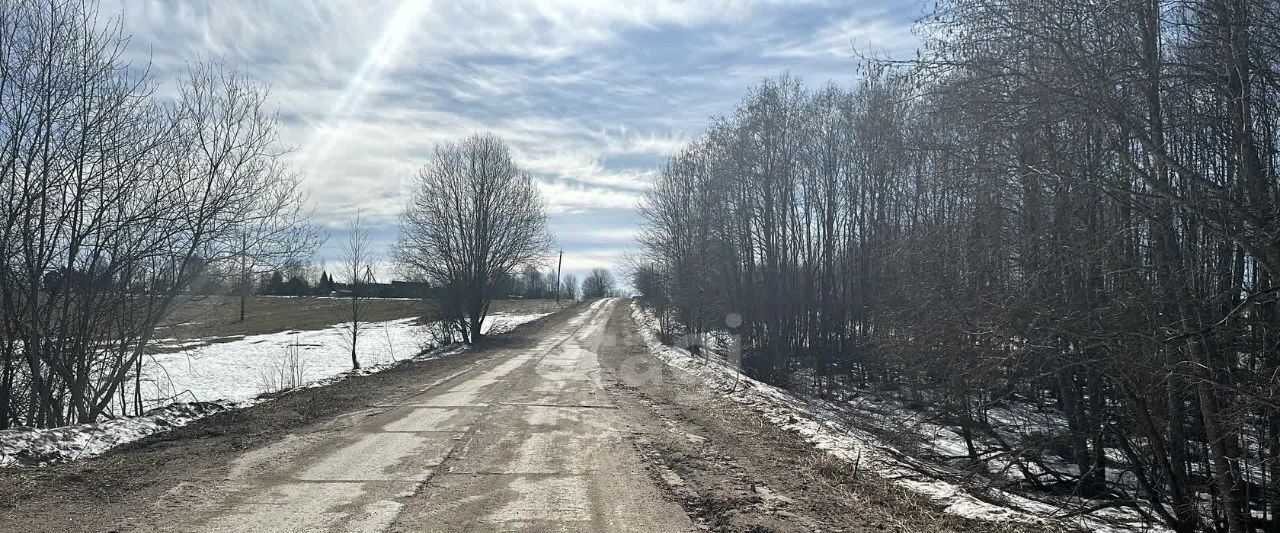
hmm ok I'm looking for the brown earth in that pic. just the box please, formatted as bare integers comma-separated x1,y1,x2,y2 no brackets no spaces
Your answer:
0,299,1063,532
595,300,1063,533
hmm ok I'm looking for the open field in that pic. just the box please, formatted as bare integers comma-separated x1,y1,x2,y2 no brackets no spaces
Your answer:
154,296,569,341
0,300,577,469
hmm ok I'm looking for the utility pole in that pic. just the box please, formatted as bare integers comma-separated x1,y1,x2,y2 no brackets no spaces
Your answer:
555,249,563,304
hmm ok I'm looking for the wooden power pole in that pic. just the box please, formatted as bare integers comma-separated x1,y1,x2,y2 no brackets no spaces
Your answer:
555,249,563,304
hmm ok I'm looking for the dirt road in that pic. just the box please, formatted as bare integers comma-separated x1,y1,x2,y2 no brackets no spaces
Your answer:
156,299,686,532
1,299,1033,533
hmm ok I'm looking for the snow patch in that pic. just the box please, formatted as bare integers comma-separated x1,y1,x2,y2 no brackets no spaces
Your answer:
629,302,1163,532
141,312,551,407
0,310,552,468
0,401,235,467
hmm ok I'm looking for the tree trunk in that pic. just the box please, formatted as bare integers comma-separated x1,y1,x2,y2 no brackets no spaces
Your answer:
350,293,361,370
0,349,11,429
1193,358,1246,532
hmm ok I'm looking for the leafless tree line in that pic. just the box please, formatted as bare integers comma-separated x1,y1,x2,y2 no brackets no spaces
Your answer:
580,268,615,299
511,264,561,300
0,0,318,429
636,0,1280,530
561,273,578,300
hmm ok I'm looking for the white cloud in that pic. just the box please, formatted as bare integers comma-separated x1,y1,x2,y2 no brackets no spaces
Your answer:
559,247,635,274
94,0,916,274
520,150,656,191
536,180,644,212
764,12,918,60
600,130,691,158
577,226,640,242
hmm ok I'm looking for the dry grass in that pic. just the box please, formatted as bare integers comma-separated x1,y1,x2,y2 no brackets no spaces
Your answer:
256,333,309,393
792,444,1078,533
154,295,567,341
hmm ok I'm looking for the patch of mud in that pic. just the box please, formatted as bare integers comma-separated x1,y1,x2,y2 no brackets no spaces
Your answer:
596,300,1065,533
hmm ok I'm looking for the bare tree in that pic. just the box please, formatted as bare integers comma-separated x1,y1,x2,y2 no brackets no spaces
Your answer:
561,274,578,301
0,0,318,428
518,265,545,298
337,212,374,370
395,133,552,344
580,268,615,299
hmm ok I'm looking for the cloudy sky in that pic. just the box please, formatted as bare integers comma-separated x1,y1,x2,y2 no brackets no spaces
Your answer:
101,0,920,284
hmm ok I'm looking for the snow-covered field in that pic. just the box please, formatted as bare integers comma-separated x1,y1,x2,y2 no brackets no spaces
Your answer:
141,312,547,407
629,302,1164,532
0,311,551,468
